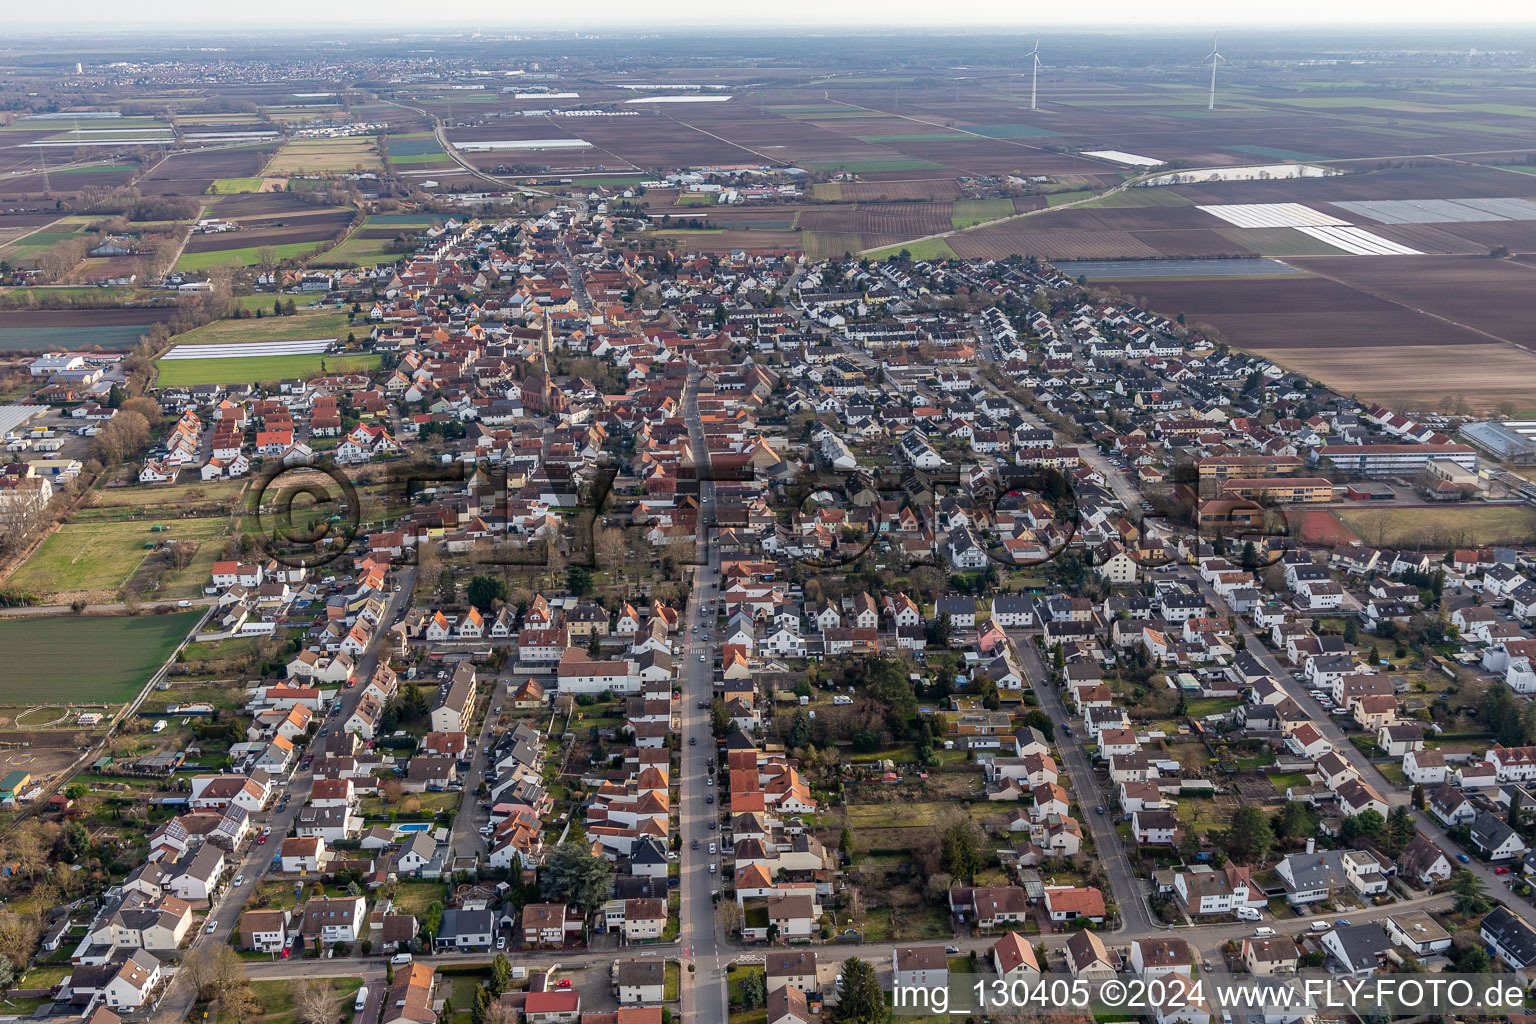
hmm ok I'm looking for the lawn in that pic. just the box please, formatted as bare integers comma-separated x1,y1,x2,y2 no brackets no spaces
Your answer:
89,476,248,510
264,138,382,175
1184,697,1242,718
0,611,202,704
178,242,324,272
726,964,767,1024
951,198,1015,228
1338,505,1536,548
7,515,230,599
251,977,363,1024
1266,772,1308,791
154,353,381,387
390,880,450,917
167,309,353,346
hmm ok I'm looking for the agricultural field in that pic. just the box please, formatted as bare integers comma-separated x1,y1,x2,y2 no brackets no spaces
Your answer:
137,145,276,196
1123,270,1536,410
0,308,174,353
1337,505,1536,549
951,198,1015,228
0,611,203,705
177,241,322,271
263,137,383,175
385,132,455,167
165,308,353,346
6,516,232,602
154,351,381,387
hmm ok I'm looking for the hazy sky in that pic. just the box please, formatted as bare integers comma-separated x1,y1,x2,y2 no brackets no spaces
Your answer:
8,0,1536,30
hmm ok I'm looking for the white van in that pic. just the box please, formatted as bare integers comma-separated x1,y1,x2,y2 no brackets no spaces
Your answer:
355,988,369,1012
1234,906,1261,922
1252,927,1276,937
390,953,413,966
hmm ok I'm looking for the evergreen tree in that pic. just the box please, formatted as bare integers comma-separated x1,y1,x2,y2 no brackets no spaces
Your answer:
1386,806,1416,853
940,819,983,883
1452,868,1491,915
835,959,884,1024
1222,806,1275,864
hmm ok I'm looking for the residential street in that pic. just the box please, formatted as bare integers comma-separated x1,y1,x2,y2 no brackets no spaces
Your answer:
1181,565,1536,927
679,371,729,1024
1013,634,1154,934
152,565,419,1023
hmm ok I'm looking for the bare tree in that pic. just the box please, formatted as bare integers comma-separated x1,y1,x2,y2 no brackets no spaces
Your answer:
293,980,337,1024
0,913,40,968
715,899,744,935
217,985,264,1024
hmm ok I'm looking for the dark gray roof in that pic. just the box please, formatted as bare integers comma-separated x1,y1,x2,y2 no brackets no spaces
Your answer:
1328,922,1390,971
1482,906,1536,967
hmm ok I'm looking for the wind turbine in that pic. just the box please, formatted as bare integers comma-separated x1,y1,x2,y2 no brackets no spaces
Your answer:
1027,37,1044,111
1205,35,1226,111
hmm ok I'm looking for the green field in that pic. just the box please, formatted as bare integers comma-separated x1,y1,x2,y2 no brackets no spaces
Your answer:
313,235,398,267
963,123,1061,138
208,177,266,194
364,214,444,226
804,159,947,172
1079,188,1194,208
167,309,352,346
386,134,449,157
865,237,957,260
8,517,231,599
0,612,203,704
856,133,966,143
177,241,322,272
1046,190,1101,207
155,352,381,387
0,324,155,352
55,163,139,176
387,153,458,165
951,198,1015,228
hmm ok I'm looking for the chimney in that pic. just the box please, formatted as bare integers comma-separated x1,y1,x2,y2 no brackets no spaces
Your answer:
1305,837,1315,854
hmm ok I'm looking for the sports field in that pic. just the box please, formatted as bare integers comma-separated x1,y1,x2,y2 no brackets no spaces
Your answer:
155,352,381,387
0,612,203,704
7,517,231,600
1338,505,1536,548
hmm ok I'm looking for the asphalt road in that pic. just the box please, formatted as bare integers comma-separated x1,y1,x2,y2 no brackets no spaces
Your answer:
679,371,730,1024
1013,634,1154,934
